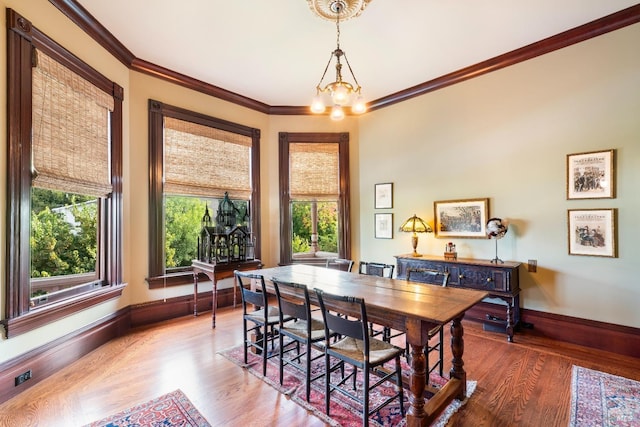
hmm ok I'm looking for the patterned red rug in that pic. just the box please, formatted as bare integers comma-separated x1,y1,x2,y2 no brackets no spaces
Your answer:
570,365,640,427
85,389,211,427
219,344,476,427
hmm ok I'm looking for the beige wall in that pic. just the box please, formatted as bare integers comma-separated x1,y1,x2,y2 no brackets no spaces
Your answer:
0,0,638,365
357,23,640,329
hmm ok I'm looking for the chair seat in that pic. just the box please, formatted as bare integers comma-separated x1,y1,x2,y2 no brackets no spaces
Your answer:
331,336,403,365
245,305,283,324
278,318,327,341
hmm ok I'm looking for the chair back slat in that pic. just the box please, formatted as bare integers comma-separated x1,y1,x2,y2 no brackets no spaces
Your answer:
315,289,368,343
325,258,354,272
359,261,394,278
273,279,310,321
235,271,268,310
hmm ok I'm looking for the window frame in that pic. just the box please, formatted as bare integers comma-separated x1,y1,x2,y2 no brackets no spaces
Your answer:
278,132,351,265
3,10,124,338
147,100,261,285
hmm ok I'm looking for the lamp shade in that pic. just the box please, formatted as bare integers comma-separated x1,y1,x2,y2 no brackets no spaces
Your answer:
400,214,432,257
400,214,432,234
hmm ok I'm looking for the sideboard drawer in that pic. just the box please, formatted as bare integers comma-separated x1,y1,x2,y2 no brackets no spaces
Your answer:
455,266,511,293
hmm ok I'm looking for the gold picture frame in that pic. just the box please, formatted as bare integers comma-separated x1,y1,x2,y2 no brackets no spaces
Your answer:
434,198,489,238
566,149,615,199
568,208,617,257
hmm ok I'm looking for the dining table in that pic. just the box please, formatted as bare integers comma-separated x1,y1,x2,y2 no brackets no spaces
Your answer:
239,263,488,427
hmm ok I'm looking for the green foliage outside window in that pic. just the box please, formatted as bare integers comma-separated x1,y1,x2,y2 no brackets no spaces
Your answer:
30,188,97,278
164,196,203,268
291,201,338,254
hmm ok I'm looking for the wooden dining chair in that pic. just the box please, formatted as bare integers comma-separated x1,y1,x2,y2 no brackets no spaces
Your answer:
358,261,394,278
358,261,395,339
272,279,335,402
235,271,291,376
325,258,354,272
315,288,405,427
406,267,450,380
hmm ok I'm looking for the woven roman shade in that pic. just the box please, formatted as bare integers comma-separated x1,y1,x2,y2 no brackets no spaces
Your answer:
31,49,114,197
164,117,252,199
289,142,339,200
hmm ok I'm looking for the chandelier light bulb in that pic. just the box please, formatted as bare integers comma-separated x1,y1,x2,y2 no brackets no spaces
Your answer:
331,84,350,104
330,105,345,121
310,95,326,113
351,95,367,114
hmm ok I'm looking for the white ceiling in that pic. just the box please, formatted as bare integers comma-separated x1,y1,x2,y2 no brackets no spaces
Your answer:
76,0,638,107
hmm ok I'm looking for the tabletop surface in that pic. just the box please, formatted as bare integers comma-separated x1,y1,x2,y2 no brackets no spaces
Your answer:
246,264,488,326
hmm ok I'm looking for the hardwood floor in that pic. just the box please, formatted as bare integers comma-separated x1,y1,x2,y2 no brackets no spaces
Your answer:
0,306,638,427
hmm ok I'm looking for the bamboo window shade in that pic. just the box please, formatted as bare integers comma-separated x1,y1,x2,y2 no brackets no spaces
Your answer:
289,142,339,200
31,49,114,197
163,117,252,199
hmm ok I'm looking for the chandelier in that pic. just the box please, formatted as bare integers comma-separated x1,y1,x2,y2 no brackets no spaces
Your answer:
310,1,367,120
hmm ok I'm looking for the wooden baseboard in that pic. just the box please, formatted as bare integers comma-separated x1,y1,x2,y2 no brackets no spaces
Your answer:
129,288,235,328
2,292,638,406
465,301,640,359
0,307,130,404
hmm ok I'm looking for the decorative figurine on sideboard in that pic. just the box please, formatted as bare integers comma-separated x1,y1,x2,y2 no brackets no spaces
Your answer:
486,217,508,264
197,192,255,264
444,242,457,260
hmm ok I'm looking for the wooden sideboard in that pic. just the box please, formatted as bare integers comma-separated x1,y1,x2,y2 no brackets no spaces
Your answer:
395,254,521,342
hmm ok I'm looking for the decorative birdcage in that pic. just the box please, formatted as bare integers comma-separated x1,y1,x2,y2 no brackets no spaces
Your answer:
197,192,254,263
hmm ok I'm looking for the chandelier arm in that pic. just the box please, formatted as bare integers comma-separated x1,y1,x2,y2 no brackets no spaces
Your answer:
341,52,361,90
316,52,336,90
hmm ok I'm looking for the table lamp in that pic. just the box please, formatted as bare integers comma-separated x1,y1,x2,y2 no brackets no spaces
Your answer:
400,214,432,257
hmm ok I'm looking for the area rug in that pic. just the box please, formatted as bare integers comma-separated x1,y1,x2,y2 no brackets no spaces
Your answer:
218,344,476,427
85,389,211,427
569,365,640,427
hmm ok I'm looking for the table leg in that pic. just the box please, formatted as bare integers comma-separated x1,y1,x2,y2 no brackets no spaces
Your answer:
449,314,467,399
211,275,219,328
193,272,199,317
506,301,514,342
406,318,428,426
407,342,427,421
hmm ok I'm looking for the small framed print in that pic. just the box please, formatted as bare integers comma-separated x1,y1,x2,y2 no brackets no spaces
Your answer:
434,198,489,238
374,183,393,209
568,208,617,257
375,213,393,239
567,149,615,199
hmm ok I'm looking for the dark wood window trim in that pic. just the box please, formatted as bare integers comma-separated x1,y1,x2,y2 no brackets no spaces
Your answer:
147,100,261,283
3,9,124,338
278,132,351,265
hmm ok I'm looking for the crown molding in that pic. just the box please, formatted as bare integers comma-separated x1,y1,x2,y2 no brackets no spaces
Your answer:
50,1,640,116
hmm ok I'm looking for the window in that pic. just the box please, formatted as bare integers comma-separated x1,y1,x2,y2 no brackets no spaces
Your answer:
279,132,350,265
148,101,260,283
4,10,124,337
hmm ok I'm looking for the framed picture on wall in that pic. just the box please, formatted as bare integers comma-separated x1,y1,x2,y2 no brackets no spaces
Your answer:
566,149,615,199
374,213,393,239
568,208,617,257
434,198,489,238
374,183,393,209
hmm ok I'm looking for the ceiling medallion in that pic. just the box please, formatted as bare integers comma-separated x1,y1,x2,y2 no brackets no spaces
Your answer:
307,0,372,21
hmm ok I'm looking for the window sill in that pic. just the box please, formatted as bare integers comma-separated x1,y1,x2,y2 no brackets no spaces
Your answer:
2,283,127,338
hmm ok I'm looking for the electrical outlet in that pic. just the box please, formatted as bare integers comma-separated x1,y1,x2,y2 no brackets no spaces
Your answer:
528,260,537,273
15,370,32,386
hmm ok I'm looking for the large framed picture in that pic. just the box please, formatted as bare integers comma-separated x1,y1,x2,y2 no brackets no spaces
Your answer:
374,183,393,209
374,213,393,239
434,198,489,238
568,208,617,257
566,149,615,199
